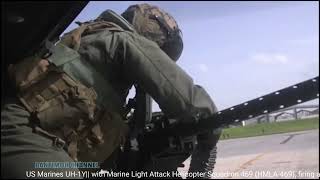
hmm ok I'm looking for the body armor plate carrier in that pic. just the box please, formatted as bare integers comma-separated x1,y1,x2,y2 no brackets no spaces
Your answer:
8,13,132,162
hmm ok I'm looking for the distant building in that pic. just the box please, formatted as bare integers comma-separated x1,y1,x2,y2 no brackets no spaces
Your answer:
241,104,319,126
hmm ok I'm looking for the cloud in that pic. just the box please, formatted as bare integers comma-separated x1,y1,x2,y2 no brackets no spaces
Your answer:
251,53,289,65
198,63,209,73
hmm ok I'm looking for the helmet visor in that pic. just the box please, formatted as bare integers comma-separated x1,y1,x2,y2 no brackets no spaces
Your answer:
161,29,183,62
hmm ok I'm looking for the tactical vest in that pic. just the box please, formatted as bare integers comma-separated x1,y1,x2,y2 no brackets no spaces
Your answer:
8,10,135,162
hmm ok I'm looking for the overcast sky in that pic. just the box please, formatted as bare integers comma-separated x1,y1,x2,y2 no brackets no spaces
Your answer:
64,1,319,111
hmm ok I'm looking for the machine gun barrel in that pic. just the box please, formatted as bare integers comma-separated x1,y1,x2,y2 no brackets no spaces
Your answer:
150,76,319,136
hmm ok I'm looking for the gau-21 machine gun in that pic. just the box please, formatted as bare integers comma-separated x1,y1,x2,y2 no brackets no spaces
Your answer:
119,76,318,172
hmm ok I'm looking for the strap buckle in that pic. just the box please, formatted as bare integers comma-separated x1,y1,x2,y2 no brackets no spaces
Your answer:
53,137,66,149
33,126,66,149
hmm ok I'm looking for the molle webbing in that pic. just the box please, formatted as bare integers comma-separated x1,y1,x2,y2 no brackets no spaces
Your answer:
18,69,78,113
47,42,123,112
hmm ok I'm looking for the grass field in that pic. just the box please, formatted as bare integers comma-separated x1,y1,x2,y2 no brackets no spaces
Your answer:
220,117,319,140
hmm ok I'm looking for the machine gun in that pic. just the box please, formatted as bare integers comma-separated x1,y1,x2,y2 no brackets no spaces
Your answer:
117,76,319,172
151,76,319,137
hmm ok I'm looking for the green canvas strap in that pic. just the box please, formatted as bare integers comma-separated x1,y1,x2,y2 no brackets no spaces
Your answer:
47,43,80,66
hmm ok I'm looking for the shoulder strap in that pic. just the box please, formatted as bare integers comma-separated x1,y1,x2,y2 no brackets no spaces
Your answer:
60,20,125,52
47,43,80,66
59,10,136,53
97,10,136,33
59,25,89,51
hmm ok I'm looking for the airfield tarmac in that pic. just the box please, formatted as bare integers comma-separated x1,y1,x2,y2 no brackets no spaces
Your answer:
177,129,319,179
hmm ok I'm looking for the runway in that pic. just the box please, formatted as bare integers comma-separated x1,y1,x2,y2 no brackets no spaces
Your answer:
177,129,319,179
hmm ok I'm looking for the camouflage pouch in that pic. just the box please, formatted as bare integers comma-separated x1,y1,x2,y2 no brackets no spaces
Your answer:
7,56,50,91
11,60,128,162
12,63,98,156
76,108,129,162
